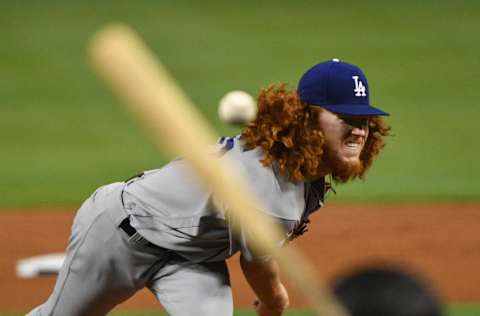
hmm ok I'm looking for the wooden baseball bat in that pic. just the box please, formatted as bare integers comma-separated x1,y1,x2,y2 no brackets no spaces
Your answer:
89,23,348,316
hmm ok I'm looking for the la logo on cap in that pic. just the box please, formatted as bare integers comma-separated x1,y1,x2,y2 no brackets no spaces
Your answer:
352,76,367,97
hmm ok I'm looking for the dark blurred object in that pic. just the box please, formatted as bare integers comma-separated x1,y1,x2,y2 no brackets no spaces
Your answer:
333,266,443,316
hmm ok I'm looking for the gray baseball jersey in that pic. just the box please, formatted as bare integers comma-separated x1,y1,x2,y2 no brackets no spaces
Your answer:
122,136,324,262
27,136,326,316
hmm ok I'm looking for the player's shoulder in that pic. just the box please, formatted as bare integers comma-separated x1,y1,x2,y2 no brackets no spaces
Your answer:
218,136,305,220
217,136,262,167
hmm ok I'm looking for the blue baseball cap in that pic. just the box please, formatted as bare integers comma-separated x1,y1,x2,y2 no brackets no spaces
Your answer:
297,59,389,116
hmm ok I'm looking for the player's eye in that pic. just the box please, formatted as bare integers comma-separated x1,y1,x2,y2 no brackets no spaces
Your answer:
340,117,368,129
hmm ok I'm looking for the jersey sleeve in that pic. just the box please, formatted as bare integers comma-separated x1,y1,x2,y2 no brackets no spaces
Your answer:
218,136,306,261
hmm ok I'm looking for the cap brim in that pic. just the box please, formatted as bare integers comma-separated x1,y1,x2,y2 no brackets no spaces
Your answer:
321,104,389,116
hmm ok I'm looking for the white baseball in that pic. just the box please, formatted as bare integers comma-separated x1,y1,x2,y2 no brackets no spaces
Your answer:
218,90,257,125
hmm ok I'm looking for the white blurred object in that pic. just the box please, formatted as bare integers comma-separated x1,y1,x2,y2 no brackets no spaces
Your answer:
218,90,257,125
16,253,65,278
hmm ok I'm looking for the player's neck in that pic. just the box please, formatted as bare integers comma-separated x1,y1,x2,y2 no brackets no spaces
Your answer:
310,167,332,181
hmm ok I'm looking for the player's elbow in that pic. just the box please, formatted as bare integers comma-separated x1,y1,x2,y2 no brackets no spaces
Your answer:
240,254,280,279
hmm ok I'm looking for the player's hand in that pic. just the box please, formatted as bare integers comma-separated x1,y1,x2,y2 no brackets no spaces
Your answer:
253,299,287,316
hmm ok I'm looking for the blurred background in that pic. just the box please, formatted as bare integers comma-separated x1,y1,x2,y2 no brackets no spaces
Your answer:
1,0,478,206
0,0,479,315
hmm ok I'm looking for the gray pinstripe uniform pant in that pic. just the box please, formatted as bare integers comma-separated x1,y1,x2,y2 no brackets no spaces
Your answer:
26,183,233,316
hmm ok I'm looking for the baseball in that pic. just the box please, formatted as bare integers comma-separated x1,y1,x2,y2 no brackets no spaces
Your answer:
218,90,257,125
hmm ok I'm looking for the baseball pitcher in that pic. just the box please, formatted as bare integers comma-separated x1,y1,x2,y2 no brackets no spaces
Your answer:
27,59,390,316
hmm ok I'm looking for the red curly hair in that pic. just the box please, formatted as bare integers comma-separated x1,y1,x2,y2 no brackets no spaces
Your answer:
241,84,390,183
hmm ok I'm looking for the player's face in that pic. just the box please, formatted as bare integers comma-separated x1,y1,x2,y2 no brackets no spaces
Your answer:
315,108,370,172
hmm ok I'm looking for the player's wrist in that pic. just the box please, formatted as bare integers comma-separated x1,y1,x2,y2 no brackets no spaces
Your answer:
255,298,289,316
263,299,289,311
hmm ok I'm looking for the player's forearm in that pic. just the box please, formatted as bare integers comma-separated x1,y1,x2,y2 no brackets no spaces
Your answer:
240,255,289,311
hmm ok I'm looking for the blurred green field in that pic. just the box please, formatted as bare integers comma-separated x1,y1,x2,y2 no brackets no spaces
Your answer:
1,0,479,207
1,305,480,316
117,306,480,316
121,306,480,316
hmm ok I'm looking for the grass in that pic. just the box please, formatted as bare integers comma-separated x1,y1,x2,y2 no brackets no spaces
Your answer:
1,0,479,206
1,305,479,315
108,311,311,316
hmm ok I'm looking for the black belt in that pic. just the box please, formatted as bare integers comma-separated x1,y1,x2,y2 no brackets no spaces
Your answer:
119,217,165,251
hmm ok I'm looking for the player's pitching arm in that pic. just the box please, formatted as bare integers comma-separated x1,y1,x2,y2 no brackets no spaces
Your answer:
241,256,289,316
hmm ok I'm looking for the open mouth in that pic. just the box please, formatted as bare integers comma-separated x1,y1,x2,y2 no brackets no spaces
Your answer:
345,141,362,148
343,138,365,153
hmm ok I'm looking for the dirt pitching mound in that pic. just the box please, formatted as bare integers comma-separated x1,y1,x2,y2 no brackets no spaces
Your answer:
1,203,479,312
